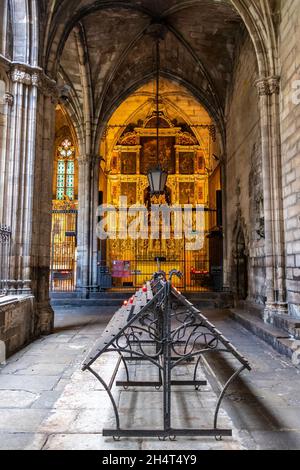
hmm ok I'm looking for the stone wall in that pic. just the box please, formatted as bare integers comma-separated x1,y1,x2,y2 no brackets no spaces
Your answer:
0,296,35,358
225,31,266,304
279,0,300,318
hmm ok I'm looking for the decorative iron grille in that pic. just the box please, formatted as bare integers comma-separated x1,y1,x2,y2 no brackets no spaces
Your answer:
97,257,212,292
50,208,78,292
0,224,11,295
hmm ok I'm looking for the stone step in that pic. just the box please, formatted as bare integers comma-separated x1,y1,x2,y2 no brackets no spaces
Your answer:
234,300,265,319
51,298,218,309
229,308,298,359
271,313,300,339
51,297,232,310
50,291,134,300
51,298,124,308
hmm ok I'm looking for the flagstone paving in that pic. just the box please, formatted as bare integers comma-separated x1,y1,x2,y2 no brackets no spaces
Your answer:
0,307,300,450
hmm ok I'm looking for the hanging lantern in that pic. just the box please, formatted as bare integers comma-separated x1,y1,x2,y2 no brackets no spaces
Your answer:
147,166,168,194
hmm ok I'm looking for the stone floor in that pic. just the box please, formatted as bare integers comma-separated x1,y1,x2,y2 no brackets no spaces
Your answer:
0,307,300,450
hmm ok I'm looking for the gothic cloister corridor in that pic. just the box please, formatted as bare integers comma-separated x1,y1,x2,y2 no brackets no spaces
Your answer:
1,0,300,454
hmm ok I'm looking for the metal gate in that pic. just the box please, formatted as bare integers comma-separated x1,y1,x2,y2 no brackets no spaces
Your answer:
98,255,211,292
50,208,78,292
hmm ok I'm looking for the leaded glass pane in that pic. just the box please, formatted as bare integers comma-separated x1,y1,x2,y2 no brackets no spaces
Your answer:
66,188,74,199
67,161,74,172
57,188,64,200
56,141,76,200
57,159,66,200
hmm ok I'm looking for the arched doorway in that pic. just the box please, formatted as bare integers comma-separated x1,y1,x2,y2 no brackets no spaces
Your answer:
49,107,79,292
98,79,223,292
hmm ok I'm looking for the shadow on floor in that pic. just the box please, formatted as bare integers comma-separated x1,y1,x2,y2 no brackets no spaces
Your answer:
207,353,281,426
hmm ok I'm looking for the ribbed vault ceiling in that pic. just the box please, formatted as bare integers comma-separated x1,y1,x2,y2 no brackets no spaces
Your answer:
42,0,248,145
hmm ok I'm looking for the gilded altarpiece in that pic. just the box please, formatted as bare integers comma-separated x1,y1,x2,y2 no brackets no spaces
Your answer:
105,121,210,288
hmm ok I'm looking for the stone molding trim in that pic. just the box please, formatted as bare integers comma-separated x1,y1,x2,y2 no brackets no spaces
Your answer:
255,76,281,96
9,63,59,100
6,279,32,296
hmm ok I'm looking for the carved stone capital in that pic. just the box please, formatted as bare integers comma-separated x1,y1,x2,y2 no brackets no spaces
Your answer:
255,78,269,96
9,64,59,101
31,72,41,87
268,76,280,95
10,67,32,85
3,92,14,106
255,76,280,96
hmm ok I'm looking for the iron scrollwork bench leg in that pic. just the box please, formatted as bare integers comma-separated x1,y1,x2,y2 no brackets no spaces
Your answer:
87,365,121,435
214,365,247,440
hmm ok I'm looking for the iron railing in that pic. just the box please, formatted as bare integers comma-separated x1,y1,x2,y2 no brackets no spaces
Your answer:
0,224,11,295
97,258,216,292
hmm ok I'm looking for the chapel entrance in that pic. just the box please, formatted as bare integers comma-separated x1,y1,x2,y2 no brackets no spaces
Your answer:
98,79,223,292
50,132,78,293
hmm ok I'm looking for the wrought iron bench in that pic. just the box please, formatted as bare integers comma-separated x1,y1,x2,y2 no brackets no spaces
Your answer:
82,271,251,440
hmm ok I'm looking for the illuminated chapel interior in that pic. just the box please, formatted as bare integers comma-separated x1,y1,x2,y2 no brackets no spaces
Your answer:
52,79,223,292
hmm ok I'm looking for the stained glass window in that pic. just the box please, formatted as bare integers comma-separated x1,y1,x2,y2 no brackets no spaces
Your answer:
56,140,75,200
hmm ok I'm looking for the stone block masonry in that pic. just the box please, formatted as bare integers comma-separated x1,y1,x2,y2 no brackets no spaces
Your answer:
280,0,300,319
0,296,35,358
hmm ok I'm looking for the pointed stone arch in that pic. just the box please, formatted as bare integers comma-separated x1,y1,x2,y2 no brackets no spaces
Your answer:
231,0,277,78
94,71,224,157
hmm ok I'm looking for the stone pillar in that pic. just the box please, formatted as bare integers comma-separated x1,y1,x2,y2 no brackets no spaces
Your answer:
76,154,101,296
255,76,287,320
220,158,230,291
0,86,14,226
4,64,57,334
32,86,57,334
77,155,92,297
6,66,39,296
91,156,101,287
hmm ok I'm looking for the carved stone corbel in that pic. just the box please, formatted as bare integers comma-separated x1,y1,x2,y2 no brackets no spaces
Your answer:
255,76,280,96
3,92,14,106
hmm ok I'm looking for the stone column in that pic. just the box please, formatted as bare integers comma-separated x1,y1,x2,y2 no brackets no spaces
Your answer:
255,76,287,320
91,156,101,287
0,87,14,226
220,158,230,291
76,155,92,297
6,66,39,296
32,82,57,334
5,64,57,334
76,154,101,296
